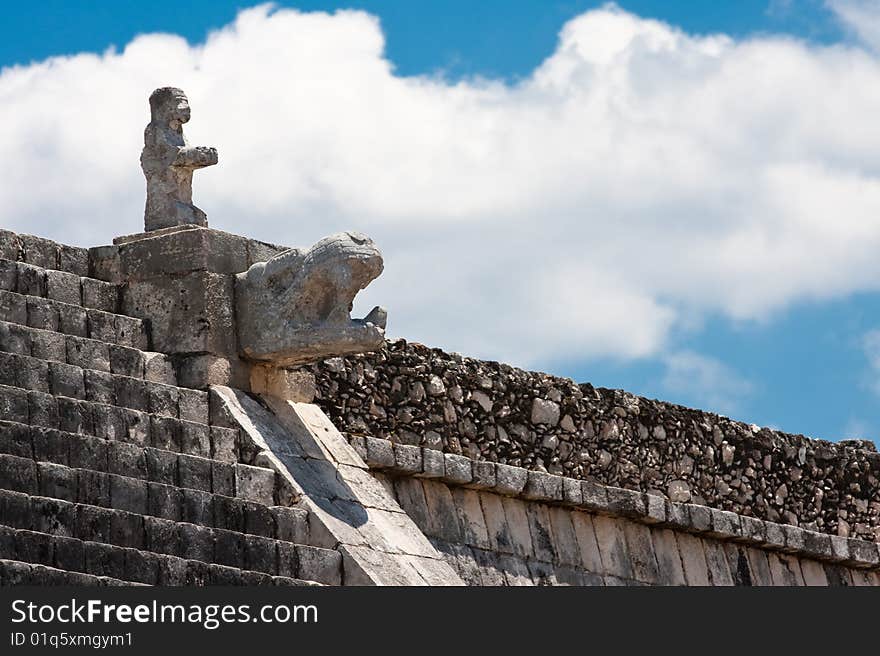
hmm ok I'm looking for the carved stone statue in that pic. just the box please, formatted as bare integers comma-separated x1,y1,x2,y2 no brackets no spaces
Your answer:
141,87,218,232
236,231,387,366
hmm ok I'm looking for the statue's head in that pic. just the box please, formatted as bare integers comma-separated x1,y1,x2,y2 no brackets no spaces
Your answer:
149,87,191,126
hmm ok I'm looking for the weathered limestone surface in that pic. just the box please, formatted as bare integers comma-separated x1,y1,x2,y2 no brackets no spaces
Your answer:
141,88,217,232
210,385,462,585
236,232,387,366
376,454,880,585
305,340,880,542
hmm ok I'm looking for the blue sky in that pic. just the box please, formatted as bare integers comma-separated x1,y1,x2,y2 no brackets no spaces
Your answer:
2,1,879,446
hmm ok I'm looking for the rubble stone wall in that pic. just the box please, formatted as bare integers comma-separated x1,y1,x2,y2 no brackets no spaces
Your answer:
306,340,880,542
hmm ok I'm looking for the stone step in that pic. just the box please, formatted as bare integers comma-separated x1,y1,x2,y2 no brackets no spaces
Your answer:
0,424,275,503
0,558,144,586
0,318,173,386
0,255,119,314
0,489,341,584
0,449,309,546
0,348,203,419
0,231,91,278
0,390,230,461
0,287,146,350
0,530,324,586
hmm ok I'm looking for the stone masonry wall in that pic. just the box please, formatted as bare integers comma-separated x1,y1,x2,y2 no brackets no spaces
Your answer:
304,340,880,542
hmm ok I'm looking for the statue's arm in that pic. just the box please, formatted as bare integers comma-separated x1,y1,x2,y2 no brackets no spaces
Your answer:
174,146,218,168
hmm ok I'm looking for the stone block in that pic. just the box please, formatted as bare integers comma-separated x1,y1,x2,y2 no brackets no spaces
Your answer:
494,463,527,496
848,539,880,567
273,506,309,544
145,448,178,486
0,322,31,354
76,505,112,544
0,490,32,529
0,421,32,458
48,361,84,399
54,536,85,572
450,487,490,549
209,426,238,463
83,369,116,404
81,278,118,313
122,272,235,355
0,292,26,327
604,486,647,520
116,316,148,350
177,354,233,388
644,493,667,524
68,435,107,470
0,386,28,423
37,462,76,501
295,545,342,585
178,454,212,491
117,227,251,279
417,447,445,479
522,470,564,502
20,356,49,393
798,558,830,586
115,377,148,412
144,353,176,385
420,480,463,543
767,552,805,586
547,506,582,567
144,517,179,556
702,538,735,586
150,416,180,451
147,383,178,419
110,510,145,549
500,496,534,559
651,527,687,585
57,303,87,337
364,436,395,469
250,365,315,402
0,351,18,386
123,549,159,585
16,530,54,565
108,441,147,479
28,392,59,429
580,479,608,512
722,542,754,586
0,454,37,494
212,495,245,532
178,388,209,423
0,230,20,260
58,245,89,277
0,260,16,291
77,469,110,506
147,483,181,521
17,262,46,296
244,535,278,575
45,270,81,305
675,532,710,586
443,453,473,485
181,488,214,526
30,330,66,362
32,497,75,537
86,309,116,343
109,345,145,378
213,528,244,568
234,463,275,505
178,523,214,562
562,477,583,506
32,426,67,464
708,508,742,539
392,443,422,475
525,502,556,563
19,234,58,269
109,475,148,515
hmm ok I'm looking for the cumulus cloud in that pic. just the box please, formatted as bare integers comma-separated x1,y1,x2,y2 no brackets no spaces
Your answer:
660,351,754,415
827,0,880,48
3,3,880,369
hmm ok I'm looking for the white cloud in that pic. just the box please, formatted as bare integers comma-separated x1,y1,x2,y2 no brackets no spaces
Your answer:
827,0,880,48
3,4,880,367
660,351,754,415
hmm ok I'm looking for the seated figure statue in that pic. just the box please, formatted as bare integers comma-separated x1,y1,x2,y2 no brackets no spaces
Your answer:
236,231,387,366
141,87,218,231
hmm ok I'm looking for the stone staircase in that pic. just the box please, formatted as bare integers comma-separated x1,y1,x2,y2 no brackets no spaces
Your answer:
0,245,341,586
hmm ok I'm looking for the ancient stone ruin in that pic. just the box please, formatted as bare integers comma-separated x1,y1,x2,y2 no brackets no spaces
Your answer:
0,88,877,586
